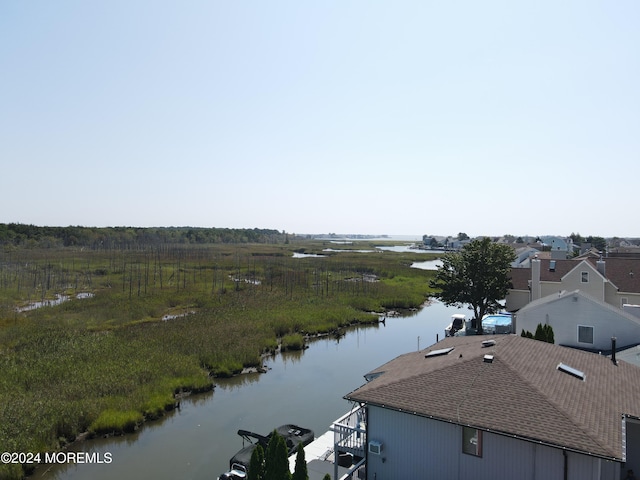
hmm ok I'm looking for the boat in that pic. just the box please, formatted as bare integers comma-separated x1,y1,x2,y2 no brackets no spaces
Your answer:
445,314,466,337
218,463,247,480
217,424,314,479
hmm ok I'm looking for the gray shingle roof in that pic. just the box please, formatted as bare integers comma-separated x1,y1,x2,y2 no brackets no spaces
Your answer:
345,335,640,460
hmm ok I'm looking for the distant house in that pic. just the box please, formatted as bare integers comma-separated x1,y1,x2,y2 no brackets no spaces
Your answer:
506,256,640,312
538,236,572,259
515,289,640,351
511,245,543,268
342,335,640,480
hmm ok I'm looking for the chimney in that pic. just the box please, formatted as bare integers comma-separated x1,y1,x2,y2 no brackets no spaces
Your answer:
611,337,617,365
531,256,541,301
597,258,606,277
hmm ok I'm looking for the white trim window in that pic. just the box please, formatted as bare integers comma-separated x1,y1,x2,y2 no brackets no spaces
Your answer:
581,271,589,283
578,325,594,344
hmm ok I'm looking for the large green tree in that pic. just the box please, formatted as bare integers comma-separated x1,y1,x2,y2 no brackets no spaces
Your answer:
430,237,515,333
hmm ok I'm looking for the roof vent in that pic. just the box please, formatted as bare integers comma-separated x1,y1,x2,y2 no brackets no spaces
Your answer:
557,363,585,381
364,371,385,382
483,354,494,363
425,347,454,358
481,340,496,348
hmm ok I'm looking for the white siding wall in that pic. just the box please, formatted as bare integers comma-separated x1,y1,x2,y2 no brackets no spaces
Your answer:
367,406,619,480
517,293,640,351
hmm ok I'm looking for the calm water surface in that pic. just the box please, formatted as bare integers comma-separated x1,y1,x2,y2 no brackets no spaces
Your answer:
39,301,464,480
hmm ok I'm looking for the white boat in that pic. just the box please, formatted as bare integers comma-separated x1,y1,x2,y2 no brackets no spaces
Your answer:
445,314,466,337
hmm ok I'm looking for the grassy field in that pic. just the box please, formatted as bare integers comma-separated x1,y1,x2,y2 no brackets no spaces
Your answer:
0,240,437,479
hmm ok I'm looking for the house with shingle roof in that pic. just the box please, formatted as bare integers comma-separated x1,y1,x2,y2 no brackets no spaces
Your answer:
515,289,640,351
506,257,640,312
343,335,640,480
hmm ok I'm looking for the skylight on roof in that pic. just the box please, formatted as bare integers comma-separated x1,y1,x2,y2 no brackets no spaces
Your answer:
557,363,585,381
425,347,454,358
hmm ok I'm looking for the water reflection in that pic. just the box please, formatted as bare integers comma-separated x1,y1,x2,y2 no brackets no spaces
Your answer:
215,372,264,391
376,245,441,253
16,292,95,312
411,259,443,270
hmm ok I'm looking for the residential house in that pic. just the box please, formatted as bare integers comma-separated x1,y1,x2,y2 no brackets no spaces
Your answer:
511,245,544,268
342,335,640,480
538,236,572,259
506,256,640,312
515,289,640,351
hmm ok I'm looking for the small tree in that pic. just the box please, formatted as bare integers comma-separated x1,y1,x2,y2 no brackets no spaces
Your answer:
322,475,332,480
521,329,534,339
264,430,291,480
248,443,265,480
525,324,554,344
534,323,545,342
292,443,308,480
545,324,555,344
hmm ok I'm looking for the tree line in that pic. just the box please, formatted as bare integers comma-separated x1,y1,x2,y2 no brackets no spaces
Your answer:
0,223,288,248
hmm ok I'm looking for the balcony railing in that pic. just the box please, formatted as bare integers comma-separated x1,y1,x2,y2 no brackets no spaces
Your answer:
331,406,366,457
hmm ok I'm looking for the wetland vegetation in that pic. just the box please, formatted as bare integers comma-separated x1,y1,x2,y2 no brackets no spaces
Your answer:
0,227,437,479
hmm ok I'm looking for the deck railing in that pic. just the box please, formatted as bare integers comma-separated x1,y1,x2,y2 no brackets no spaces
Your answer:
331,406,366,457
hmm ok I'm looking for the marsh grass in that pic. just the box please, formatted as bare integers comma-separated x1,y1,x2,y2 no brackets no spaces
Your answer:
280,333,305,351
0,241,437,479
89,410,144,435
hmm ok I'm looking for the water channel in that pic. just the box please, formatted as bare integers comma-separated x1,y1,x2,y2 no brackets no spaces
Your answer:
36,299,465,480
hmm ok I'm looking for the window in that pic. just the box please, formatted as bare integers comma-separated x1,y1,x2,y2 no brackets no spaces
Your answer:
581,271,589,283
578,325,594,344
462,427,482,457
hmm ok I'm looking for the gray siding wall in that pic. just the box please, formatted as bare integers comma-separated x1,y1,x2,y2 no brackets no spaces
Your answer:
506,289,530,312
366,405,619,480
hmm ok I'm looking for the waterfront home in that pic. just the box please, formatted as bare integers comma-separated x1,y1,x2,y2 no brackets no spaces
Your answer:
341,334,640,480
515,289,640,351
506,256,640,312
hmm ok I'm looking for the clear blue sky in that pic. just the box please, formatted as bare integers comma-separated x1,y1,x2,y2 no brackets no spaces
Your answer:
2,1,638,238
